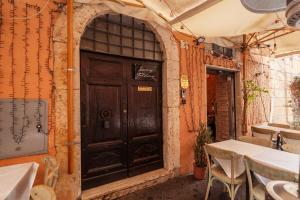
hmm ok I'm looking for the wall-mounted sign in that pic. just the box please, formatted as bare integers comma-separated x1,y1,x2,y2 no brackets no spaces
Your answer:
134,64,158,81
138,86,153,92
181,74,189,89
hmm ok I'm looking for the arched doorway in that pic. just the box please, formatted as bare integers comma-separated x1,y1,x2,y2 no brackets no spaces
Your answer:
53,3,180,197
80,14,164,189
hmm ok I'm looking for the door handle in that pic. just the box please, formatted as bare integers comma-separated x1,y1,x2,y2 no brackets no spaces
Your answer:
123,109,127,113
103,120,110,129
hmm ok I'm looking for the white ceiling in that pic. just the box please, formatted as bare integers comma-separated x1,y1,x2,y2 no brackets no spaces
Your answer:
140,0,300,55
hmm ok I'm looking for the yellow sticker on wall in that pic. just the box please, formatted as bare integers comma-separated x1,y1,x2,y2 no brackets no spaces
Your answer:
181,74,189,89
138,86,153,92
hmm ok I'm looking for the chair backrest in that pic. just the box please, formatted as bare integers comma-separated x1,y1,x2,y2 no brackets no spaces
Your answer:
268,123,290,129
204,144,242,183
244,155,298,185
280,131,300,146
42,156,59,188
280,131,300,140
282,144,300,154
251,126,275,141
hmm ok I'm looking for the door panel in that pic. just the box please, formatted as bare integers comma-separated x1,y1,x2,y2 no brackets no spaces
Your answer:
88,85,122,142
81,52,128,189
127,70,163,175
85,85,127,179
88,59,123,83
81,51,163,189
128,85,160,136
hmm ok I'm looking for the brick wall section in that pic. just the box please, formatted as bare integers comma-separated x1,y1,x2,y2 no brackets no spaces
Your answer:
215,75,230,141
207,75,216,114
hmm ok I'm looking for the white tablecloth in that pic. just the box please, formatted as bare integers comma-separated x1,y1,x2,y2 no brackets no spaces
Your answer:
0,162,39,200
209,140,299,184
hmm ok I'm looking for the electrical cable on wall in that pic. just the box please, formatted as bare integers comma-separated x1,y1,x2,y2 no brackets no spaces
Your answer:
21,4,30,139
36,5,44,134
9,1,21,144
0,1,59,155
0,0,50,20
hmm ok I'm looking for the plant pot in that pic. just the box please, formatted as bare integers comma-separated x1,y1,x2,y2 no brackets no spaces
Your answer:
193,164,206,180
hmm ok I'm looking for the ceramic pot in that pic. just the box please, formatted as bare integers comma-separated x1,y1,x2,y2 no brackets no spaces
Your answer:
193,164,206,180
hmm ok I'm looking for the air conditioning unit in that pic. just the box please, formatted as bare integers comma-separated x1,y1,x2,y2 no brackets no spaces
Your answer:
205,43,234,60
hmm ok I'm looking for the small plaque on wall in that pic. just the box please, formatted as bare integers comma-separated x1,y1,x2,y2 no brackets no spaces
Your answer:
138,86,153,92
133,63,159,81
180,74,189,89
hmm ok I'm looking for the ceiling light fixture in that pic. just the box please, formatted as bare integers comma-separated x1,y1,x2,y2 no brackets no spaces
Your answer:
194,36,205,45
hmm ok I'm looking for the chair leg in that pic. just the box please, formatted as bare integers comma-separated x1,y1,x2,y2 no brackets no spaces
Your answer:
204,176,212,200
230,184,235,200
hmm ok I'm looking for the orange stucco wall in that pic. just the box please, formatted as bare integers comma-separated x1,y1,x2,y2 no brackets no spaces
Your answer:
0,0,63,184
173,32,240,175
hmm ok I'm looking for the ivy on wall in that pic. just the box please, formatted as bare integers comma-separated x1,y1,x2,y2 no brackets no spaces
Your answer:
290,76,300,129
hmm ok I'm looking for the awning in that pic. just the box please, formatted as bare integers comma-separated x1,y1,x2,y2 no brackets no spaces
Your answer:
76,0,300,56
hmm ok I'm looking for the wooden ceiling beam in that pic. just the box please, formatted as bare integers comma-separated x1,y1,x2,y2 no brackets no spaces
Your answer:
221,37,238,46
169,0,222,25
254,30,295,45
275,50,300,58
249,28,284,47
246,33,256,47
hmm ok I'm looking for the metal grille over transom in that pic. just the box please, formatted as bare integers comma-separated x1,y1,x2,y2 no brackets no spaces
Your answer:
81,14,163,61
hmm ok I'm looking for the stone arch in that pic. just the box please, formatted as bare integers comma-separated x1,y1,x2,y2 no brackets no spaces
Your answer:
53,1,180,197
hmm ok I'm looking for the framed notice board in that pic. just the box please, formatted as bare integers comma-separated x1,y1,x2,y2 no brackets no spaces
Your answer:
0,99,48,159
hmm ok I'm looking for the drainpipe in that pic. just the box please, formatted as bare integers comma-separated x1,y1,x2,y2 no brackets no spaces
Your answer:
67,0,74,174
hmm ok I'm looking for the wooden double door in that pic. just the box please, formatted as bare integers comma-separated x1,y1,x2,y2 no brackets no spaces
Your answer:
80,51,163,189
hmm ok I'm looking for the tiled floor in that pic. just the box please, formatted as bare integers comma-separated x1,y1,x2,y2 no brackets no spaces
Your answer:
119,175,246,200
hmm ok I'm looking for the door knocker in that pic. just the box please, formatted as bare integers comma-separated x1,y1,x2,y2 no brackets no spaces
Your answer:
99,109,112,129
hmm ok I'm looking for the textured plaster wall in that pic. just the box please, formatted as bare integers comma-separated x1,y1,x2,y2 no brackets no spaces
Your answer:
0,0,63,185
245,53,271,133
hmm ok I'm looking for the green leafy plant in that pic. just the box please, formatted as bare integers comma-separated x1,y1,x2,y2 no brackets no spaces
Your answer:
194,123,212,168
244,80,268,105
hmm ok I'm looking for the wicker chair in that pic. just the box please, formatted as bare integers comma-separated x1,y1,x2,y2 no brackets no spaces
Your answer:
239,126,276,148
280,131,300,154
30,156,59,200
204,145,245,200
244,155,298,200
267,123,290,129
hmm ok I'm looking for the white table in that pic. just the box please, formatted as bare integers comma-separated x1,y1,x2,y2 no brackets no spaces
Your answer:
0,162,39,200
209,140,299,181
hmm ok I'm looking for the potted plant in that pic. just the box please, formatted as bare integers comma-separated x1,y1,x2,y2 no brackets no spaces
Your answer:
193,123,212,180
